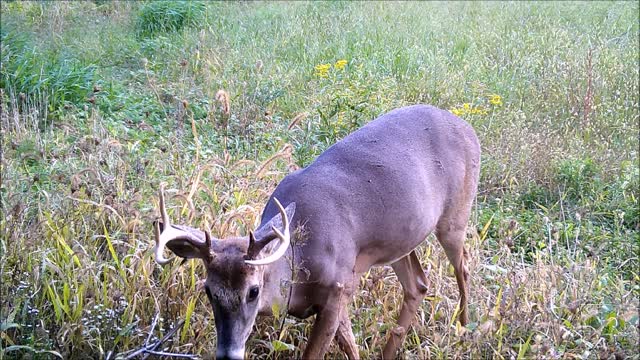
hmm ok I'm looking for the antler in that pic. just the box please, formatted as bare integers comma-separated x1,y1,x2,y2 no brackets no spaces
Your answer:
155,185,211,264
245,198,290,266
155,184,175,264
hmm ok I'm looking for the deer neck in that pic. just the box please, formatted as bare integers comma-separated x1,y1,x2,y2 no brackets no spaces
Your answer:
258,248,294,315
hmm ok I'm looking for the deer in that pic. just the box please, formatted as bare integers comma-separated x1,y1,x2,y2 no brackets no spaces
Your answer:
153,104,481,359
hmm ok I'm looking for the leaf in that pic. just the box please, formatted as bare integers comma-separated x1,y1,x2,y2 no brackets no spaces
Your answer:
516,333,534,360
492,286,503,318
271,303,281,321
103,222,128,286
45,284,63,322
271,340,295,352
4,345,36,354
563,319,573,329
3,346,63,359
465,321,478,331
481,264,508,274
72,284,85,321
585,315,601,328
533,201,548,212
181,297,198,342
480,213,494,242
0,322,21,331
118,322,138,337
42,350,64,359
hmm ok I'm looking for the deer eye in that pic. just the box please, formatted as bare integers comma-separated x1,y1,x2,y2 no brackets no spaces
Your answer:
247,286,259,303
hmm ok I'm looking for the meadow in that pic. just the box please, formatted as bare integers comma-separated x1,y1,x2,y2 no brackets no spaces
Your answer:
1,1,638,359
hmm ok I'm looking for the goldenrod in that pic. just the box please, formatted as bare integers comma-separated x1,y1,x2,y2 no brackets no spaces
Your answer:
489,94,503,106
314,63,331,77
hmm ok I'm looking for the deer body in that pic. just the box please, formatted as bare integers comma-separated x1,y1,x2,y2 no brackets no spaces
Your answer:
154,104,480,359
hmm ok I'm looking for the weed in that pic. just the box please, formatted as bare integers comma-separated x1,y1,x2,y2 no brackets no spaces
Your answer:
1,26,96,122
135,1,207,39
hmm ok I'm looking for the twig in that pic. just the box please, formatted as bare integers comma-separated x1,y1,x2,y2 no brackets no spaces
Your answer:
144,350,198,359
145,313,160,346
140,319,186,360
119,319,190,360
122,343,157,360
142,320,184,360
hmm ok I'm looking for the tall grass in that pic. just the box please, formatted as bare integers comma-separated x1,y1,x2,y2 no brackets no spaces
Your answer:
1,1,638,359
0,28,96,122
135,1,207,39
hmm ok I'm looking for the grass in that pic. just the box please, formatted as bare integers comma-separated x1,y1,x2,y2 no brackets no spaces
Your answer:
1,1,638,359
134,1,207,39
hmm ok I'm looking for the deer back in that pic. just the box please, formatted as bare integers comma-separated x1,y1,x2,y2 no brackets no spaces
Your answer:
260,104,480,278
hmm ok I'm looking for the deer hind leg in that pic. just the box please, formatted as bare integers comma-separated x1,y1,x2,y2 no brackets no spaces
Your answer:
436,226,470,326
302,281,348,359
334,306,359,360
382,251,429,359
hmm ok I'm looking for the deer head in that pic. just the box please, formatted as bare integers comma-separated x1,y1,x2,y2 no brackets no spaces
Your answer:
153,185,295,359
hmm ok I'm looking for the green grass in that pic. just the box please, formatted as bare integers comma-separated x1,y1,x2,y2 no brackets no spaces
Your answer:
1,1,638,359
135,1,207,39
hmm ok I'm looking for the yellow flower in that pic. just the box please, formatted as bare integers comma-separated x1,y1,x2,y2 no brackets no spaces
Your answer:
335,59,348,70
470,107,488,115
489,94,503,106
315,64,331,71
451,103,488,117
314,63,331,77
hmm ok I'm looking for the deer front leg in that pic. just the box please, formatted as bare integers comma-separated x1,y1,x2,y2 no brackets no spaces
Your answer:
335,305,359,360
302,282,346,359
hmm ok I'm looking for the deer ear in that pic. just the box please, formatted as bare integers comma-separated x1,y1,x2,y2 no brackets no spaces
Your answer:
254,202,296,240
156,221,213,260
256,202,296,232
166,240,206,259
247,202,295,260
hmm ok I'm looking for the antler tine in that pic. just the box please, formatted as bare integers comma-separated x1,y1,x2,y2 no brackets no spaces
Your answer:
155,185,175,265
202,229,215,263
276,198,289,233
155,186,213,264
245,198,290,266
154,220,173,265
159,183,171,227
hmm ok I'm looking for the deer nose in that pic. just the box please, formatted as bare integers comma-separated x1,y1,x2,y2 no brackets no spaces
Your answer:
216,347,245,360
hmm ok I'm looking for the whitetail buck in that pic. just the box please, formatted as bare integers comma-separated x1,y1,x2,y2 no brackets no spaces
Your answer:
153,104,480,359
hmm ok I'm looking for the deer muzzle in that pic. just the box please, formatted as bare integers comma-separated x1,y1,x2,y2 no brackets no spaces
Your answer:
216,346,245,360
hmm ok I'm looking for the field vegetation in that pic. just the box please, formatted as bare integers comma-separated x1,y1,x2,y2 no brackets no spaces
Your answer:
1,1,638,359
